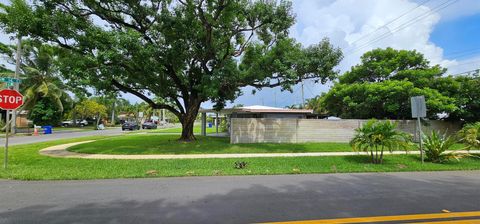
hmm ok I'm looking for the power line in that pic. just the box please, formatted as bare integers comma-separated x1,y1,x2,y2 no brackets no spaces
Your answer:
346,0,431,49
450,68,480,76
345,0,458,56
448,59,480,68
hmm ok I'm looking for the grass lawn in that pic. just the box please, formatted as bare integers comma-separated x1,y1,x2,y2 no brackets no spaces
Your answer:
0,136,479,180
151,125,219,134
68,134,466,155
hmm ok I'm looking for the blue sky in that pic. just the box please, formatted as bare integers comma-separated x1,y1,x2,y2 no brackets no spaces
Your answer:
0,0,479,108
226,0,480,109
430,13,480,60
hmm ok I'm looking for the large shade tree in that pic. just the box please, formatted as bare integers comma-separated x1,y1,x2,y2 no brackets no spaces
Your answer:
1,0,343,141
321,48,457,119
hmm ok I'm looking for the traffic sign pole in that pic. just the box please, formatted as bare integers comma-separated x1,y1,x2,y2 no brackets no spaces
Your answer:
4,110,9,169
0,88,24,169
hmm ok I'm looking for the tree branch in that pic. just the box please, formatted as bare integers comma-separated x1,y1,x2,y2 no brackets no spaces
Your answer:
111,79,181,118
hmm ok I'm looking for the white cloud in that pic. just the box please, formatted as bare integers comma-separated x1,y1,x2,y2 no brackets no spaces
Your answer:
230,0,480,108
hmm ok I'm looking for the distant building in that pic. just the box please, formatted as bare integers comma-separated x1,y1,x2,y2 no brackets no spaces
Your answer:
199,105,314,135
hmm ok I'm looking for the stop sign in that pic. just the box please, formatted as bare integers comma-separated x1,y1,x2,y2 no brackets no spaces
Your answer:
0,89,24,110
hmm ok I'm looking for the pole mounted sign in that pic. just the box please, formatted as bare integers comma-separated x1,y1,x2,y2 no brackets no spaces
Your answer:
0,89,24,110
411,95,427,164
1,88,24,169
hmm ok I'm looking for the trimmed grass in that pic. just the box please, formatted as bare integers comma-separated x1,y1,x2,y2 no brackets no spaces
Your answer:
0,136,479,180
151,125,219,134
69,135,354,154
68,134,466,155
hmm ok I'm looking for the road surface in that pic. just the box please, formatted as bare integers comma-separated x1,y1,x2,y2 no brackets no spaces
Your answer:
0,128,124,146
1,171,479,223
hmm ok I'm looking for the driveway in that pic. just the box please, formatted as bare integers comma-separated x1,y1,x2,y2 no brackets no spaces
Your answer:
0,128,124,146
1,171,479,223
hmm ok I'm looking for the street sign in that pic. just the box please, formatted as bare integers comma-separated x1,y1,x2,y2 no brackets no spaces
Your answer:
411,95,427,164
0,77,21,83
411,96,426,118
0,89,24,110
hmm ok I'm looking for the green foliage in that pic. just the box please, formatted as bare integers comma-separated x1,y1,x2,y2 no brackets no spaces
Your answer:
422,131,465,163
73,100,107,120
0,0,343,140
29,97,63,126
322,48,458,119
350,120,411,164
435,75,480,122
0,0,35,36
322,80,456,119
305,94,329,115
340,48,433,84
458,122,480,151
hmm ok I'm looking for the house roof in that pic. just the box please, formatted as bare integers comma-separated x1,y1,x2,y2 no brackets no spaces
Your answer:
199,105,313,114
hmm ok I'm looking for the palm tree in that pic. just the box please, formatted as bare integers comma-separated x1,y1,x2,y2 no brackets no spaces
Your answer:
459,122,480,151
17,40,68,113
350,120,411,164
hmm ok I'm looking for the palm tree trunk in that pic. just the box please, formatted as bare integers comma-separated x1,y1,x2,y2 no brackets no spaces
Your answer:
380,145,384,164
370,150,374,163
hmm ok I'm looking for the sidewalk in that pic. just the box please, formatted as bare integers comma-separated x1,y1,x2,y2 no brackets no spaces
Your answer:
39,141,480,160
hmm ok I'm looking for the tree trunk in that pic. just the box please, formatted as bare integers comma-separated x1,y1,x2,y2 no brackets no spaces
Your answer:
95,112,101,130
380,146,384,164
178,102,201,142
111,101,115,126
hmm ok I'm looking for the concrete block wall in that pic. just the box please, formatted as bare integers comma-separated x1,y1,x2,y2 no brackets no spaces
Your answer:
230,118,462,144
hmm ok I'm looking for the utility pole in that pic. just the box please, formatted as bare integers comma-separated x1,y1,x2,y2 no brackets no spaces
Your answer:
11,36,21,134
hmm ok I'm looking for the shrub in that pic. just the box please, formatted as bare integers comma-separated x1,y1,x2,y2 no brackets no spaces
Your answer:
351,119,411,164
423,131,465,163
458,122,480,151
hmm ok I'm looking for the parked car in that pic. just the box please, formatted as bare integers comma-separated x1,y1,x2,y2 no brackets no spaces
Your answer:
142,121,158,129
61,119,88,127
122,122,140,131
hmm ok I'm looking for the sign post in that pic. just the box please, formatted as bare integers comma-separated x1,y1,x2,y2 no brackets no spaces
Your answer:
0,88,24,169
411,95,427,164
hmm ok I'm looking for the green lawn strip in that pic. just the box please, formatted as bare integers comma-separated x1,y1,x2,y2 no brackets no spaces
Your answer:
67,134,466,155
1,137,477,181
151,125,218,134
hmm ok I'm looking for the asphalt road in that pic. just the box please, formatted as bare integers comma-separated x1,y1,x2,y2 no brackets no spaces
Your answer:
1,171,479,223
0,128,124,146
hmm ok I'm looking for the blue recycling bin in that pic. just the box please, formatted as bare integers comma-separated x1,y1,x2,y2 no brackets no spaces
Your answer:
208,122,213,128
42,126,53,134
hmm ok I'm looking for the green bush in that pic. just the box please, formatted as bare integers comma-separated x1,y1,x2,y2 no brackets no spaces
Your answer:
458,122,480,151
423,131,465,163
28,98,63,126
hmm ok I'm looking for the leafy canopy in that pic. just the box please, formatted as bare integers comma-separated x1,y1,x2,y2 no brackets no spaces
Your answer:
321,48,459,119
0,0,343,140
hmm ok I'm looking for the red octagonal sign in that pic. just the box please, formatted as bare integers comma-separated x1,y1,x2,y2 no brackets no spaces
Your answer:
0,89,24,110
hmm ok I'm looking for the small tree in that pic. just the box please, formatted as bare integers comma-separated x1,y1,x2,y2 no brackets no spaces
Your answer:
350,120,411,164
73,100,107,129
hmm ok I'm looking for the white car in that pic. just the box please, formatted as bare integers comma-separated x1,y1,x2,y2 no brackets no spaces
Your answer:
61,119,88,127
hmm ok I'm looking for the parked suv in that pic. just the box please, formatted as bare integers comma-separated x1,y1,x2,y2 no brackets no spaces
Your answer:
61,119,88,127
122,122,140,131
